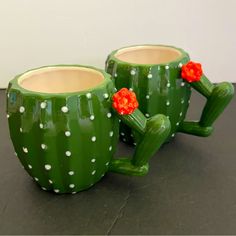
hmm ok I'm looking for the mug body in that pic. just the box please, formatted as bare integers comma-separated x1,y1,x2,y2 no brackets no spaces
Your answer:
7,65,119,193
106,45,191,143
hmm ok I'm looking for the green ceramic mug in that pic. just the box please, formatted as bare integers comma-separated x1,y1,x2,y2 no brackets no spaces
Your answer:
106,45,234,144
6,65,171,194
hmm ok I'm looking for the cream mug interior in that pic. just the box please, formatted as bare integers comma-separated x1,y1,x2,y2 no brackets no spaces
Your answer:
114,45,183,64
18,66,104,93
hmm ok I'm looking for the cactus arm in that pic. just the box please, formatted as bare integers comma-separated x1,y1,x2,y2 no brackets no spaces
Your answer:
179,75,234,136
191,75,214,97
131,114,171,167
109,109,171,176
115,109,147,134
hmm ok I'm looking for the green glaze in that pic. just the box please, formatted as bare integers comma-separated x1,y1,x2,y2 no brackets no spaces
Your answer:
6,65,170,194
179,76,234,136
109,111,171,175
106,45,234,144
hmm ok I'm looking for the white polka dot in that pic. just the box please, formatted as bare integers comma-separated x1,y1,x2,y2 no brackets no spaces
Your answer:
145,113,150,117
123,138,126,142
7,114,10,118
130,133,134,137
91,170,96,175
129,88,133,91
178,63,183,68
114,73,118,77
20,128,23,132
90,115,95,120
65,131,71,137
34,177,39,182
134,143,137,146
23,147,28,153
167,83,171,87
130,69,136,75
72,191,77,194
91,158,96,163
68,171,74,175
19,106,25,113
181,82,185,87
39,123,44,129
166,101,170,106
65,151,71,157
147,73,153,79
41,144,47,150
181,99,184,104
146,95,150,99
41,187,47,191
54,189,60,193
121,132,125,136
86,93,92,99
91,136,96,142
69,184,75,188
176,122,180,126
45,164,51,170
171,133,175,137
61,106,69,113
105,162,109,166
49,179,53,184
165,65,169,70
119,119,121,123
109,146,112,151
103,93,109,99
180,112,183,116
28,164,32,169
107,112,112,118
40,102,47,109
109,131,113,137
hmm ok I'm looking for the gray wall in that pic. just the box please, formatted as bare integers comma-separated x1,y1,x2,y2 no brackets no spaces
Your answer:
0,0,235,87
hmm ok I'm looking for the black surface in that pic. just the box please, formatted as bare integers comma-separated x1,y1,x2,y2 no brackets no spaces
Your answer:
0,86,236,235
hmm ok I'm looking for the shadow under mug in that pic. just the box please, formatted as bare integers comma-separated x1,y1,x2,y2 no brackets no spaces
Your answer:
106,45,234,145
6,65,171,194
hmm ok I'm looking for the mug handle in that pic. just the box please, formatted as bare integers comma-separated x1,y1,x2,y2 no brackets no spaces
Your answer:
178,75,234,136
109,91,171,176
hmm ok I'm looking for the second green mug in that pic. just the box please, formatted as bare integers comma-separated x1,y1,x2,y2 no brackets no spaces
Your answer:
106,45,234,144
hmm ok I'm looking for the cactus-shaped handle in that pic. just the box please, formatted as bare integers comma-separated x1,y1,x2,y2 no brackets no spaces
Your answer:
109,88,171,176
178,62,234,136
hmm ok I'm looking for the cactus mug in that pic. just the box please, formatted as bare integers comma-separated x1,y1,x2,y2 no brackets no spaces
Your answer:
106,45,234,144
6,65,171,194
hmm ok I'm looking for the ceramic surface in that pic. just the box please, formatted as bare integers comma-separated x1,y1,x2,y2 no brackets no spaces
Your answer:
106,45,234,144
6,65,170,193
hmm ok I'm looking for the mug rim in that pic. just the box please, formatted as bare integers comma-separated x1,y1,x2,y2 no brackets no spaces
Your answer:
108,44,189,67
9,64,112,97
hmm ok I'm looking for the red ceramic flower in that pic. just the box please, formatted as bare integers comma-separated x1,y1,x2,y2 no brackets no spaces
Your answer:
112,88,139,115
181,61,203,83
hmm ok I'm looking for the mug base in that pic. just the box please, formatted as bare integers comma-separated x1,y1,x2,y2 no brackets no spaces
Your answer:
33,174,106,194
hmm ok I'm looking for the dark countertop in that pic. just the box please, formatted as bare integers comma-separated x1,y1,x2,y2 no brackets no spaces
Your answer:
0,86,236,235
